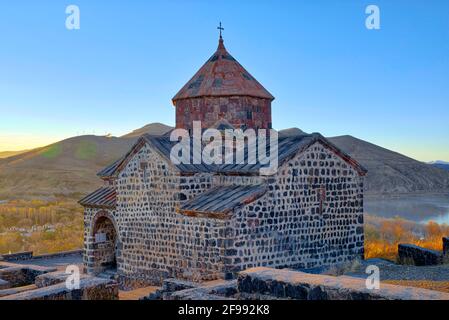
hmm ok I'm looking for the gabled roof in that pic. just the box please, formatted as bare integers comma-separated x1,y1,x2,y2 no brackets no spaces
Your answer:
177,184,267,218
97,157,124,178
97,132,368,179
79,187,116,208
172,38,274,102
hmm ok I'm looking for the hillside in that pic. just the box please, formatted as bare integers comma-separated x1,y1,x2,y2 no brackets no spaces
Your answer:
0,150,29,159
0,124,448,199
121,122,172,138
328,135,449,195
0,136,135,199
0,123,177,200
432,163,449,171
429,161,449,171
278,127,306,137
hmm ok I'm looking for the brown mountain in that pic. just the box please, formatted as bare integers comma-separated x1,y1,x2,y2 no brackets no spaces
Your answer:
328,135,449,195
121,122,172,138
0,136,133,199
0,123,170,199
278,128,306,137
0,124,447,199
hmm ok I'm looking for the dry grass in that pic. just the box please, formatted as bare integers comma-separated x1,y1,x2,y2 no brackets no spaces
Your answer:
364,214,449,261
0,199,83,255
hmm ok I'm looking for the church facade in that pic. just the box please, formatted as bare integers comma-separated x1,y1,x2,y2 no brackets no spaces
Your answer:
80,35,366,288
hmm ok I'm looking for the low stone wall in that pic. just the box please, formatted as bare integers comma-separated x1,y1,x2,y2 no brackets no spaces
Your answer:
142,278,200,300
1,251,33,261
31,250,83,261
142,278,238,300
149,267,449,300
0,263,56,288
0,277,118,300
443,237,449,256
398,244,443,266
0,279,9,290
168,280,237,300
117,273,164,291
0,284,40,297
35,271,89,288
1,250,83,262
237,267,449,300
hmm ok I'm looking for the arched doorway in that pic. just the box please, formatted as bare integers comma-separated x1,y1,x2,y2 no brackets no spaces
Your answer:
91,213,118,273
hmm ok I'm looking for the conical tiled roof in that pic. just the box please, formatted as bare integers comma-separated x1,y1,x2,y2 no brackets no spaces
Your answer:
172,38,274,102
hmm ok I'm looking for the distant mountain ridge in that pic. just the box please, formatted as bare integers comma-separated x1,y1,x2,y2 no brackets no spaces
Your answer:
327,135,449,195
0,123,448,199
121,122,172,138
429,161,449,171
0,123,171,199
429,160,449,165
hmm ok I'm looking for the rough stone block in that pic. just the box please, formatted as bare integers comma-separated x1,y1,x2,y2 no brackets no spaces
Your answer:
398,244,443,266
35,271,89,288
162,278,199,292
1,251,33,261
0,277,118,300
0,264,57,288
168,280,237,300
144,278,201,300
0,278,10,290
238,267,449,300
443,237,449,256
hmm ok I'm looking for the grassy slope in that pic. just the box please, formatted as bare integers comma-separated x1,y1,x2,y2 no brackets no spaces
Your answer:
0,135,136,199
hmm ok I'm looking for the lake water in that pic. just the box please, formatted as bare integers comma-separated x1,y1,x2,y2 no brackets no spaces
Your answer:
365,193,449,224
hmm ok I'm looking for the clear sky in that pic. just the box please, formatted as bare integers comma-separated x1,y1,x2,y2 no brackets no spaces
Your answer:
0,0,448,161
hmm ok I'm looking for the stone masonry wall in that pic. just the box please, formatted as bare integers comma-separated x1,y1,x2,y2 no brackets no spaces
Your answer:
84,141,365,286
213,175,265,187
175,96,272,130
223,142,364,276
114,144,227,286
83,208,118,274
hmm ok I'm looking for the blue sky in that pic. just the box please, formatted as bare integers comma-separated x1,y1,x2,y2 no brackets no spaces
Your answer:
0,0,448,161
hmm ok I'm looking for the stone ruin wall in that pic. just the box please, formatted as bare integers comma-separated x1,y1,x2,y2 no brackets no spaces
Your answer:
224,142,364,275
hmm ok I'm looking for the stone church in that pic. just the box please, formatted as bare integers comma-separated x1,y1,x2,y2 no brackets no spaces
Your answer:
80,33,367,288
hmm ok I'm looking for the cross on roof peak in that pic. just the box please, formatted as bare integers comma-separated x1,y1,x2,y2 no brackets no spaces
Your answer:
217,22,224,39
